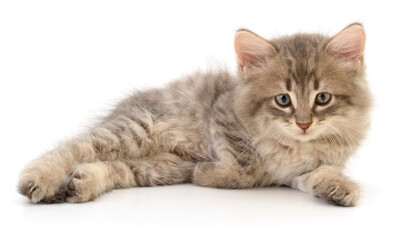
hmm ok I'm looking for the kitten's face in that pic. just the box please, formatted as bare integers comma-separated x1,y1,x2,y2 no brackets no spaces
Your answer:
234,24,371,143
258,59,359,142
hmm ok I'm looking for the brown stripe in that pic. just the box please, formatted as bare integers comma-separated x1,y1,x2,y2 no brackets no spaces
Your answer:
335,94,352,105
267,105,295,118
215,119,231,130
286,79,292,91
224,148,248,167
114,121,143,148
129,115,150,134
224,132,244,144
313,79,319,90
251,97,273,116
117,119,143,147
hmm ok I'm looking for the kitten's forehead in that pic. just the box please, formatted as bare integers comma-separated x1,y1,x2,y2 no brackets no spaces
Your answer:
267,34,357,95
273,34,329,92
253,33,359,99
273,33,328,56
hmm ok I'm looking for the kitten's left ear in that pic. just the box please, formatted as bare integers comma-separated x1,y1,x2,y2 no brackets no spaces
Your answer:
234,29,277,73
326,23,366,63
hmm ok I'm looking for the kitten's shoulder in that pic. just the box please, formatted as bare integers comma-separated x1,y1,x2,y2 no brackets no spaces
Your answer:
166,69,238,103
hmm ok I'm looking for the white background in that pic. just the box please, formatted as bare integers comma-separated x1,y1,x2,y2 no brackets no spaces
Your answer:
0,0,398,239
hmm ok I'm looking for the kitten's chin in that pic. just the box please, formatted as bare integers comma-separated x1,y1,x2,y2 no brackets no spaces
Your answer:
290,130,319,142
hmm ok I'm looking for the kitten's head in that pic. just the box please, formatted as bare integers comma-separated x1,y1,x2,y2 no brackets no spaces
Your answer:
234,24,371,144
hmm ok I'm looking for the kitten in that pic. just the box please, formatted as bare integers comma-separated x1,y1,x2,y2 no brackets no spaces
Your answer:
18,23,371,206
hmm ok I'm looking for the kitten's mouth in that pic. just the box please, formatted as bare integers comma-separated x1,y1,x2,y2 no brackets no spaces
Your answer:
300,130,308,135
293,130,314,142
296,129,316,141
286,127,318,142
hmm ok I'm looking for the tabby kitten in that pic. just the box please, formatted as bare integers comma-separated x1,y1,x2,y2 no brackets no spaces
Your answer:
18,23,371,206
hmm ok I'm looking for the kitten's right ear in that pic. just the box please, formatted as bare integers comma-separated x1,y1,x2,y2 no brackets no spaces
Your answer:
234,29,277,73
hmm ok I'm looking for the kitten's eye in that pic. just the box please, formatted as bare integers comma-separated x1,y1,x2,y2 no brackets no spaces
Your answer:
315,92,332,105
275,94,291,107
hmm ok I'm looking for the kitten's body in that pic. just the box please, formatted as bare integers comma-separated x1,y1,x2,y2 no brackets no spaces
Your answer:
18,24,371,206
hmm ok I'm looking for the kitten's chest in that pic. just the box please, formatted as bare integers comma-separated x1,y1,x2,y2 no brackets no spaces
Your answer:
262,144,328,185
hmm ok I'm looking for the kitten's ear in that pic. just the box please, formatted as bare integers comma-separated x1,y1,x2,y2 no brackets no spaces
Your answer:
326,23,366,62
234,29,277,72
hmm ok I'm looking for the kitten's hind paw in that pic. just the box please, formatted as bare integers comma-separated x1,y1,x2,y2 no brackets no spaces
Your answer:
65,166,104,203
18,178,39,201
18,173,67,203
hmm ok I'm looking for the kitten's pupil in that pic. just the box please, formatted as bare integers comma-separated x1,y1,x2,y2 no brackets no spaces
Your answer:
281,96,287,103
320,94,326,101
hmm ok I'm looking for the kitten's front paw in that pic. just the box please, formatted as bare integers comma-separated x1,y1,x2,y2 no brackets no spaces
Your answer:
313,177,360,207
66,165,103,203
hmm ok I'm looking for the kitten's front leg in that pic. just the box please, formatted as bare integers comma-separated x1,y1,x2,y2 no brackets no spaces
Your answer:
291,166,360,207
193,156,258,189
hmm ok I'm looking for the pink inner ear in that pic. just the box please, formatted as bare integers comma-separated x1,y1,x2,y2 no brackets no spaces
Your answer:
335,42,363,59
239,50,266,68
234,31,276,70
327,25,366,60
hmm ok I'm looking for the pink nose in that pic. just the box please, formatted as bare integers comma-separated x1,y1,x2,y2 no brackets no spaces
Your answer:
296,122,312,130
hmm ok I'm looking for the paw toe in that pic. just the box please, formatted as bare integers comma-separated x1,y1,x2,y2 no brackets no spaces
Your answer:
68,182,76,191
313,178,359,207
65,170,91,203
18,179,43,203
65,175,80,197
